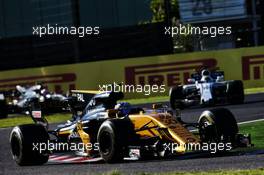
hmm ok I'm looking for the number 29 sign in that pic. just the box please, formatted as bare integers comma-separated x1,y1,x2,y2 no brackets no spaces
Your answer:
178,0,247,23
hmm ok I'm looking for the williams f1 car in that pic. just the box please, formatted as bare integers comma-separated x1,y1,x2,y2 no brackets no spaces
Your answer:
2,84,68,116
10,90,251,166
170,69,244,109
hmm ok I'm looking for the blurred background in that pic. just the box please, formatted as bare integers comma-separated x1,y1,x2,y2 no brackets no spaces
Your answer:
0,0,263,70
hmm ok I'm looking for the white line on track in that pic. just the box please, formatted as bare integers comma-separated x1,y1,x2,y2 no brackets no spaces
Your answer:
238,118,264,125
0,127,9,130
190,118,264,132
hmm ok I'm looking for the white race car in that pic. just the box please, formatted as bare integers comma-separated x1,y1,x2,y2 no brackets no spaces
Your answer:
169,69,244,109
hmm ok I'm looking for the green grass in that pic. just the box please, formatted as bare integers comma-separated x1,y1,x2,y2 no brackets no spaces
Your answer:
0,113,71,128
102,169,264,175
239,121,264,149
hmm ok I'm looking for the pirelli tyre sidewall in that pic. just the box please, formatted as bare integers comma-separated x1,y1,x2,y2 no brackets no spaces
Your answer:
226,80,244,104
169,86,184,109
198,108,238,147
97,118,135,163
10,124,49,166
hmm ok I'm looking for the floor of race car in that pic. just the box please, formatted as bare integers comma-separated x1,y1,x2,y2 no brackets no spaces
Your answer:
48,154,139,164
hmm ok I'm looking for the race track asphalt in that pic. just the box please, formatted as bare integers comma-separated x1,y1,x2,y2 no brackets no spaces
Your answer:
0,93,264,175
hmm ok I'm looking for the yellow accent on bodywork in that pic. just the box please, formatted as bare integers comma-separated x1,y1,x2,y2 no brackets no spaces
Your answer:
129,113,200,153
76,121,91,154
58,130,71,135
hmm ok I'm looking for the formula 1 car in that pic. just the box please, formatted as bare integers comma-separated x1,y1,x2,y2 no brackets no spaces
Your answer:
9,90,251,166
4,84,68,115
170,69,244,109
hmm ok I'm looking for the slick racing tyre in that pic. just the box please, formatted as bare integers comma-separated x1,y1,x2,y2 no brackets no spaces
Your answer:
198,108,238,147
169,86,184,110
97,118,135,163
0,99,8,119
10,124,49,166
226,80,244,104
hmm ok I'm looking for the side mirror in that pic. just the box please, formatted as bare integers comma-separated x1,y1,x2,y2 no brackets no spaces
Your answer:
187,78,195,84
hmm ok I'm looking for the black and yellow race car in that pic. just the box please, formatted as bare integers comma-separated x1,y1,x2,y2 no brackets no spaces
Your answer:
9,90,252,166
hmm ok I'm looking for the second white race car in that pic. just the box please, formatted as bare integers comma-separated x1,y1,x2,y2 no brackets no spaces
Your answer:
170,69,244,109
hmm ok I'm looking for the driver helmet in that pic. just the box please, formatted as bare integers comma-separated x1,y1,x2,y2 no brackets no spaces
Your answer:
201,69,213,82
115,102,131,116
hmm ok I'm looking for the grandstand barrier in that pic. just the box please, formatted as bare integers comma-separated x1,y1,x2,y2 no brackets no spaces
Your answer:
0,46,264,98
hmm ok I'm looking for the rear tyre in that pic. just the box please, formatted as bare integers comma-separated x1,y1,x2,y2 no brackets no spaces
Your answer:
198,108,238,148
226,80,244,104
10,124,49,166
97,118,135,163
169,86,184,110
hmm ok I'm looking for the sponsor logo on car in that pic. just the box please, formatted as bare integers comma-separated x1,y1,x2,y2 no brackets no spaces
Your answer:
32,111,42,119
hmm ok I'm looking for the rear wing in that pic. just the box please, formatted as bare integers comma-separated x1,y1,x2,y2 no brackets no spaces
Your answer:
27,90,99,129
70,90,99,103
69,90,124,111
68,90,99,112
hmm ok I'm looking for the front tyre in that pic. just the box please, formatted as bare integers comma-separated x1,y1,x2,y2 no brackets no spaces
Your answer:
198,108,238,147
97,119,135,163
10,124,49,166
